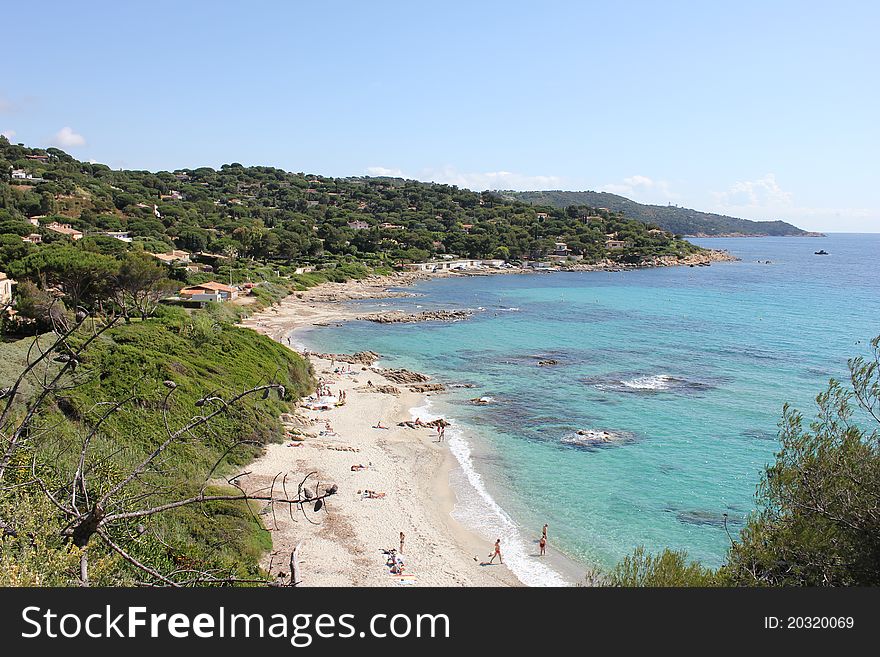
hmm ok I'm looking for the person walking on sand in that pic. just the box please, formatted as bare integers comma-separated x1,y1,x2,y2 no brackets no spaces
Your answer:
399,531,405,554
488,538,502,564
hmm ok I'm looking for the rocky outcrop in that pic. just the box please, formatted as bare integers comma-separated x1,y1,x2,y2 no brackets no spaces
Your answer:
561,429,637,447
358,310,472,324
398,418,449,429
562,249,739,272
378,368,432,385
317,351,381,365
407,383,446,393
355,384,401,396
537,359,559,367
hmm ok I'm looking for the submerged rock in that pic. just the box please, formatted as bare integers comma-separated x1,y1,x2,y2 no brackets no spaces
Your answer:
561,429,636,448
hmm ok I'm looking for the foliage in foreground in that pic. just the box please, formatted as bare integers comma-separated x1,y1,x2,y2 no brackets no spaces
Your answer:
610,547,721,587
0,306,314,586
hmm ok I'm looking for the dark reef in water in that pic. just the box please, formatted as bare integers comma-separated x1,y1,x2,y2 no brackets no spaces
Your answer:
665,506,745,529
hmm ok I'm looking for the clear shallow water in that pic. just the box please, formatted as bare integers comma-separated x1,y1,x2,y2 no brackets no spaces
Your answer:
300,234,880,583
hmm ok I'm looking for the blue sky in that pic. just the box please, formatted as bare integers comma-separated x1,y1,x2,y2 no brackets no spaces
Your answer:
2,1,877,231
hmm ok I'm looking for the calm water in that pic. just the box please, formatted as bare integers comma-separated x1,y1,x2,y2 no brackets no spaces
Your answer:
299,234,880,584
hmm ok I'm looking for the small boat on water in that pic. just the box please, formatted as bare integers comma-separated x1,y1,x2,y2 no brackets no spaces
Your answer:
814,250,829,255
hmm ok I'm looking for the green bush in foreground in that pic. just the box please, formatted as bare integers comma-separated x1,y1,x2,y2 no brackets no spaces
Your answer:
610,547,721,587
0,307,314,586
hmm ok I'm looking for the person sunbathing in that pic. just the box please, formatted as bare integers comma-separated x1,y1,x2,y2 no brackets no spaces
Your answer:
350,464,368,471
363,490,386,499
390,554,405,574
373,421,389,429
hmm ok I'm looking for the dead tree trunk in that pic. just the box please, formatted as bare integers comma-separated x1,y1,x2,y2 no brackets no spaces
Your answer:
80,549,89,587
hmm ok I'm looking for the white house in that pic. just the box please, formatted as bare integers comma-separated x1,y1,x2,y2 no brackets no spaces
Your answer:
0,272,16,305
404,259,486,272
102,231,133,243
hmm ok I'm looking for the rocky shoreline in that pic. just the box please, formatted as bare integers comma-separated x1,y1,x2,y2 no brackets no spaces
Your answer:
357,309,474,324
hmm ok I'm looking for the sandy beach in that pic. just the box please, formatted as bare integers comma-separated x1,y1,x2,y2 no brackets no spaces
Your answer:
238,351,522,586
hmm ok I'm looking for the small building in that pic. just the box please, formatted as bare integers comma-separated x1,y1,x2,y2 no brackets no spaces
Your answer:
45,222,83,240
0,272,16,305
379,223,404,230
25,154,50,163
347,220,370,230
551,242,572,257
11,169,28,180
404,259,485,272
536,212,550,220
22,233,42,244
179,282,238,302
151,250,191,265
102,231,133,243
605,239,628,250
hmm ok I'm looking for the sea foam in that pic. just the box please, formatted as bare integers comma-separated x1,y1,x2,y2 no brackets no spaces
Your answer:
410,400,569,587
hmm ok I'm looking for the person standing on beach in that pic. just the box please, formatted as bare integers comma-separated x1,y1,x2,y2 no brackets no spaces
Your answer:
542,524,548,541
488,538,502,564
539,535,546,556
399,531,405,554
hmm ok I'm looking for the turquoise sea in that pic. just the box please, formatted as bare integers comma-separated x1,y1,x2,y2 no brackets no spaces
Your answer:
297,234,880,585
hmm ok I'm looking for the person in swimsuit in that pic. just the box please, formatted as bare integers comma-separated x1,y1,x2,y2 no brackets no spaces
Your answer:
488,538,502,564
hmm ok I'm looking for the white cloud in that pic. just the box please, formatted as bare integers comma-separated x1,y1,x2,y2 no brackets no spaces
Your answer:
50,126,86,148
600,174,679,202
1,129,15,139
711,173,876,231
365,166,406,177
712,173,793,209
365,165,563,191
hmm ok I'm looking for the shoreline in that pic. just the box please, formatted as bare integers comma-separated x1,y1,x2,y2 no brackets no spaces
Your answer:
238,269,617,586
238,351,524,586
237,256,738,586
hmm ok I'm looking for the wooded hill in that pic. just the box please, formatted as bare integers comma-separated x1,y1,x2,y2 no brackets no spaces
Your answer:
1,137,703,273
503,190,815,237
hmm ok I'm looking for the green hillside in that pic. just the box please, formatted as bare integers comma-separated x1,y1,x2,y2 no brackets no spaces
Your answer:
0,307,314,586
504,190,818,237
1,137,705,271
